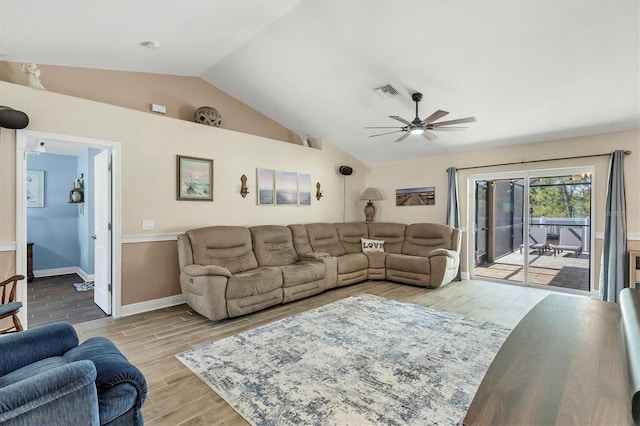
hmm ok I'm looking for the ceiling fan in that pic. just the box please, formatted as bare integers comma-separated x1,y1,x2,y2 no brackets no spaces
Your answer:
365,92,476,143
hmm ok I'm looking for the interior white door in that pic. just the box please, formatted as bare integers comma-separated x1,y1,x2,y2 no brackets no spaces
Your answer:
94,150,112,314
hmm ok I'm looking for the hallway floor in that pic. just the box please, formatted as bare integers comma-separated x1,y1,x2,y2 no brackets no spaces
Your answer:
27,273,108,328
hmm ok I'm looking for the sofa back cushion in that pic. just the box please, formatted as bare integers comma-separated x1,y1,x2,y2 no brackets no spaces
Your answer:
402,223,455,257
186,226,258,274
288,224,313,255
335,222,369,253
250,225,299,267
305,223,346,256
367,223,406,254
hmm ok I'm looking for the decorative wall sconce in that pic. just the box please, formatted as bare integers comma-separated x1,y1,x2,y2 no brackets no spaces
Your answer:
316,182,323,201
240,174,249,198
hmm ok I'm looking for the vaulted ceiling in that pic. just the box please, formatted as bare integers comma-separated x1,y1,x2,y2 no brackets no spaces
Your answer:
1,0,638,163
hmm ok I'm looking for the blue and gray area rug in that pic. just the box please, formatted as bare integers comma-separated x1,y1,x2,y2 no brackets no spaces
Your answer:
71,281,94,292
177,293,511,425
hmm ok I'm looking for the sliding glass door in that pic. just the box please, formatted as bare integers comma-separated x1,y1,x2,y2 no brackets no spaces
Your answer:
471,168,592,294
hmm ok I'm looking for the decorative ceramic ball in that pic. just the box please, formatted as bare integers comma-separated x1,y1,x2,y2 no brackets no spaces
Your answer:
195,106,222,127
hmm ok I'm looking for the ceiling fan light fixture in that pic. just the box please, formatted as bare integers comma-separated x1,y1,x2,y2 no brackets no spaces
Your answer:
410,127,424,135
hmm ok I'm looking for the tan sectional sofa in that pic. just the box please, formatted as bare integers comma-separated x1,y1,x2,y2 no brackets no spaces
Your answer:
177,222,461,321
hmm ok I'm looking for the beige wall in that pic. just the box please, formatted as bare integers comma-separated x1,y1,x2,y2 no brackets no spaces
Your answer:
0,80,366,307
365,129,640,290
121,241,180,305
0,61,300,144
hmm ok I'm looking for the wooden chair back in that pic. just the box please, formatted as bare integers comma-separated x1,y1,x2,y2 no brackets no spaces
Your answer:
0,274,25,333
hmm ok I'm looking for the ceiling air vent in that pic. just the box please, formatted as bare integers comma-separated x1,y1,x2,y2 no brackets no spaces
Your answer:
373,84,398,99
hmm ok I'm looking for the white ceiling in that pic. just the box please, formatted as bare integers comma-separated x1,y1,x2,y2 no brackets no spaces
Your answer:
1,0,638,163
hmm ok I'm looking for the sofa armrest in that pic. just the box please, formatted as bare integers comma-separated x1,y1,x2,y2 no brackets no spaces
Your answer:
0,361,100,425
427,248,458,258
0,322,79,376
183,264,232,278
299,252,330,260
63,337,147,425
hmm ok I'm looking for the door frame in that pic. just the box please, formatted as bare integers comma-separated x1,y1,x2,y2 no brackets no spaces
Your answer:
15,130,123,326
467,165,596,295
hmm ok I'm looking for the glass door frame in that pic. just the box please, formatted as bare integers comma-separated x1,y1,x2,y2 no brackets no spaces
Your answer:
467,165,596,295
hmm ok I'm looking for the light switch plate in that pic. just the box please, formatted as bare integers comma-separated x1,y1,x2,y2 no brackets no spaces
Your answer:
142,219,154,230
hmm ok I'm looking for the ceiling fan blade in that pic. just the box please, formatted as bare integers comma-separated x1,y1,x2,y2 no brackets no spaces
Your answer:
431,116,477,127
368,130,404,138
423,110,449,124
394,132,411,143
429,126,469,131
389,115,412,126
364,126,404,129
423,131,437,141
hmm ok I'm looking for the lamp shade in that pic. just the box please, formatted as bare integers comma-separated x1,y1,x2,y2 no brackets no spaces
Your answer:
360,187,383,201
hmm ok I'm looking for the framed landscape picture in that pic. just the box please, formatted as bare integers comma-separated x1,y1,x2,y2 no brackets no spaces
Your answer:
275,170,298,205
396,186,435,206
298,173,311,206
257,168,275,205
177,155,213,201
26,170,44,208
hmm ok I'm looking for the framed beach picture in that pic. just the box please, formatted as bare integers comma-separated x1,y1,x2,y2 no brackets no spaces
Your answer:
298,173,311,206
396,186,435,206
257,168,275,205
26,170,44,208
275,170,298,205
176,155,213,201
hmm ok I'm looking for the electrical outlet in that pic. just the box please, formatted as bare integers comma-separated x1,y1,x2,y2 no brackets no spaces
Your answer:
142,219,154,230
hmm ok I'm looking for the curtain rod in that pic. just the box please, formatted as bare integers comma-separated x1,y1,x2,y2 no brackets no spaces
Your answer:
451,150,631,172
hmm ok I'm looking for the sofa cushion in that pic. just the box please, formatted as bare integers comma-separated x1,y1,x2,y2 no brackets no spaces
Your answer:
361,238,385,253
335,222,368,253
386,253,431,275
250,225,299,267
226,266,283,299
288,224,313,255
280,261,325,287
337,253,369,274
187,226,258,274
402,223,454,257
306,223,346,256
368,223,406,254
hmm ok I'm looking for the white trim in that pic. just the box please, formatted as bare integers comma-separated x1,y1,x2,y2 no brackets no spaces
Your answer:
33,266,95,280
121,234,179,244
0,242,16,251
34,267,77,278
461,271,470,280
119,294,185,317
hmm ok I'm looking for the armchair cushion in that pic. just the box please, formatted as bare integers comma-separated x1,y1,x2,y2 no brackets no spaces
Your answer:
0,322,78,377
0,361,99,425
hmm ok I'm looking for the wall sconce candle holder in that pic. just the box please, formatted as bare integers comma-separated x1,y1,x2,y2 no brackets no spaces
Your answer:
240,175,249,198
316,182,323,201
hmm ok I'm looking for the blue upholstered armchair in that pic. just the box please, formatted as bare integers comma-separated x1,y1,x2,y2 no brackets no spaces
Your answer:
0,322,147,425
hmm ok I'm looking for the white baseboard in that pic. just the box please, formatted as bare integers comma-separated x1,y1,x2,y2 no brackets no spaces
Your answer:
119,294,185,317
34,266,94,281
461,271,470,280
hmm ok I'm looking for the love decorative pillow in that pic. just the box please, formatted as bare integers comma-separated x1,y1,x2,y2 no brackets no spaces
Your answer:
361,238,385,253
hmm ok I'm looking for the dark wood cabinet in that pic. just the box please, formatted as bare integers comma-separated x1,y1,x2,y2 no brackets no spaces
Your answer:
27,242,34,282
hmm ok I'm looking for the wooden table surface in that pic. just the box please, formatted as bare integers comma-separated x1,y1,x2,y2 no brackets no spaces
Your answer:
464,294,633,426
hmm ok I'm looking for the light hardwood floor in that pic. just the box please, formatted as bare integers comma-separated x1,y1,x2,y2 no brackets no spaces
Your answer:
74,279,557,425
